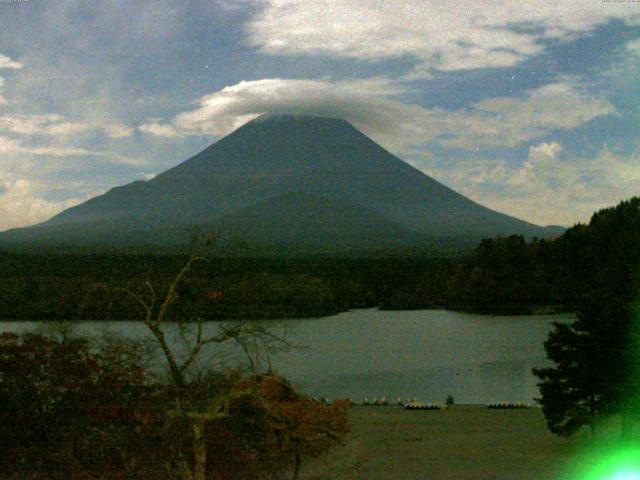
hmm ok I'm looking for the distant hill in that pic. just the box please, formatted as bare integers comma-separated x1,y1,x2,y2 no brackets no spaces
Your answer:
0,114,563,254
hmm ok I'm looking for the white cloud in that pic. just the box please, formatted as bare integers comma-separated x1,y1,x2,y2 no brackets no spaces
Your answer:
0,110,143,204
0,113,135,139
422,142,640,226
144,77,615,154
0,55,134,141
598,36,640,89
0,114,71,135
0,146,143,230
442,81,616,148
246,0,640,74
215,0,254,12
626,38,640,56
0,134,139,160
0,135,22,153
0,53,23,106
0,175,81,231
138,121,184,138
0,54,23,70
528,141,563,159
104,122,135,138
26,145,108,157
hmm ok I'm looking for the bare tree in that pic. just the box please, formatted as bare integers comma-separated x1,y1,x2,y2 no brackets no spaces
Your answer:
121,244,292,480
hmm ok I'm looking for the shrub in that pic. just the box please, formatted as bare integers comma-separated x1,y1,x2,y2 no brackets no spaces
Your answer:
0,334,350,479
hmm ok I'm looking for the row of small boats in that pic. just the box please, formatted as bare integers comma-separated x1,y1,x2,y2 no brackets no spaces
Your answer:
362,398,532,409
486,403,531,409
313,396,532,409
362,397,444,409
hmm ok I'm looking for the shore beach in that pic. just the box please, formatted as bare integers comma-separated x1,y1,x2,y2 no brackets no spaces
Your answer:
302,405,587,480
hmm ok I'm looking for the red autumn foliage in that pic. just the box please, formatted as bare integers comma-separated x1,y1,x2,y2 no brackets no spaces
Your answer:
204,373,350,479
0,333,349,479
206,290,223,302
0,332,161,479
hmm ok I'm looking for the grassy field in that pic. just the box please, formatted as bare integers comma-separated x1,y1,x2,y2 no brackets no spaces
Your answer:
300,405,595,480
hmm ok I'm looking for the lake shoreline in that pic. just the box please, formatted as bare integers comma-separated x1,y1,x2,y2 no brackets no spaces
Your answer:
0,304,574,323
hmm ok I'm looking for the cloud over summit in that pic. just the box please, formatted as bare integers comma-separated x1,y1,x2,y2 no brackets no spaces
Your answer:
141,77,616,155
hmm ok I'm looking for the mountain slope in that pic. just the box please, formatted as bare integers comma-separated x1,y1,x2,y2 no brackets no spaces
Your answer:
211,192,423,249
0,114,562,252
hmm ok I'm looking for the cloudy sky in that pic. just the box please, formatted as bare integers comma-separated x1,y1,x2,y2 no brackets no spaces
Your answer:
0,0,639,230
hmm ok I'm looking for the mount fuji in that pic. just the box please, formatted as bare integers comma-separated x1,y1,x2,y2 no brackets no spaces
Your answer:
0,114,562,253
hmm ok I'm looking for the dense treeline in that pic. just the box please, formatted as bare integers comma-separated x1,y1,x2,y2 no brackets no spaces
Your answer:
0,240,597,321
1,197,638,320
0,238,597,320
381,235,566,313
388,198,640,314
434,235,570,314
0,254,455,320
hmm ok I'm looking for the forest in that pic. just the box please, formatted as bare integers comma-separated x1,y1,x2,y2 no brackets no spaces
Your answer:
0,197,638,321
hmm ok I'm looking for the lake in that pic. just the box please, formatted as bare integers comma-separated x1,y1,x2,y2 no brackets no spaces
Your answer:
0,309,571,404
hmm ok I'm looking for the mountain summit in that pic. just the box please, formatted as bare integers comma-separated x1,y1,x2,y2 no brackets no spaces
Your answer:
0,114,561,253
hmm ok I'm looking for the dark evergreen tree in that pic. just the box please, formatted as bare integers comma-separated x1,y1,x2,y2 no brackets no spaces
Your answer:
533,297,632,436
534,197,640,438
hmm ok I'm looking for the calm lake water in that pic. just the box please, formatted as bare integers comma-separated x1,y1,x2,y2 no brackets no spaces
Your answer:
0,309,571,404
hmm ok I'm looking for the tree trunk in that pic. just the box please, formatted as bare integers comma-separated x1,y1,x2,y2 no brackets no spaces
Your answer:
193,420,207,480
145,320,186,388
292,451,301,480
